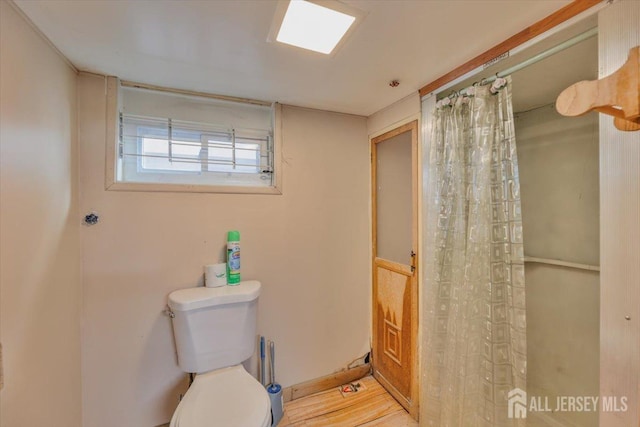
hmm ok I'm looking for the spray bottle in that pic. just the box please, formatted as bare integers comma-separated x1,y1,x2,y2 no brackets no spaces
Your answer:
226,231,241,285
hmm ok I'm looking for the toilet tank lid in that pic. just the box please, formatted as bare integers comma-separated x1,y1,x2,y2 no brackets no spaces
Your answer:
168,280,261,312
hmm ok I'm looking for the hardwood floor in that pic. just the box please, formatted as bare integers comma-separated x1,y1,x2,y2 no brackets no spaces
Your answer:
278,376,417,427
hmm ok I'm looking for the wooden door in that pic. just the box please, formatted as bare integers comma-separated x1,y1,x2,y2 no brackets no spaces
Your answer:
371,120,418,419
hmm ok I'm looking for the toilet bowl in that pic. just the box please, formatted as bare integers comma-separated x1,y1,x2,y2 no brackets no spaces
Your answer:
167,281,270,427
170,365,271,427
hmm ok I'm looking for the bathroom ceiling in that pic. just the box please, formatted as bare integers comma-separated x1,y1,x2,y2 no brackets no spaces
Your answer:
14,0,571,116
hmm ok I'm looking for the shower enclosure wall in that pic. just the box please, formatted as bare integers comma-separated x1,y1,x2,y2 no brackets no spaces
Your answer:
420,19,601,427
516,105,599,427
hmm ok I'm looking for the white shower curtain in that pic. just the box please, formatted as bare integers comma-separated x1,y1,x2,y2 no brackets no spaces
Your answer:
422,77,527,427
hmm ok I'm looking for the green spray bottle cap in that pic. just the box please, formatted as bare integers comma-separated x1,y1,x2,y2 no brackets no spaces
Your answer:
227,230,240,241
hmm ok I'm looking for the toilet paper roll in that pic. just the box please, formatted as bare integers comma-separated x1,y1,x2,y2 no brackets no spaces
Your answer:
205,263,227,287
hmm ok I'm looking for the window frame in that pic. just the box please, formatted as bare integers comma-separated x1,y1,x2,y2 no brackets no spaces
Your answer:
105,77,282,195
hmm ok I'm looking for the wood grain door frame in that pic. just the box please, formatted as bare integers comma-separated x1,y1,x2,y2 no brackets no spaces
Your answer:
371,120,419,419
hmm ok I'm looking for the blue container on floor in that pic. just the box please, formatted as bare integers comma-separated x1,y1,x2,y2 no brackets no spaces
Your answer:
267,383,283,426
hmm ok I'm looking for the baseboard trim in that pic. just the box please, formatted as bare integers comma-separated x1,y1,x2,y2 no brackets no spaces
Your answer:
283,363,372,403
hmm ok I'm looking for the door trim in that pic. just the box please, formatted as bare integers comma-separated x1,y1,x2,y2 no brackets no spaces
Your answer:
371,120,419,419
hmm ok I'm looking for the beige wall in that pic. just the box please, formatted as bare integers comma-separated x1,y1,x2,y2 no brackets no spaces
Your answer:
78,74,370,427
367,93,420,138
517,106,600,264
516,107,600,427
0,2,82,426
525,264,600,427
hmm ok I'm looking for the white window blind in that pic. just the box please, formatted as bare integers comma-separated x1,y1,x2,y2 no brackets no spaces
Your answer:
113,85,278,192
119,114,273,187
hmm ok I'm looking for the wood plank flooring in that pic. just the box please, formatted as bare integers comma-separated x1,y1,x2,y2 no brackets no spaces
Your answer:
278,376,417,427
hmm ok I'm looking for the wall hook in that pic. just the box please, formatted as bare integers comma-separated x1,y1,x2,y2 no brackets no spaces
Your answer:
84,212,99,226
556,45,640,131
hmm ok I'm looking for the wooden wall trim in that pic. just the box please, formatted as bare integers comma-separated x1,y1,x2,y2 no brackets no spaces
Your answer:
282,363,372,402
418,0,603,97
371,121,416,145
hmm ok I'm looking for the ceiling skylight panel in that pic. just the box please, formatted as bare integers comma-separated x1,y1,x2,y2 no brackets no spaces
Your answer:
271,0,361,55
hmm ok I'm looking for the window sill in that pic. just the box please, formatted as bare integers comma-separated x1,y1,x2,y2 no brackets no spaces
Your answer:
106,181,282,195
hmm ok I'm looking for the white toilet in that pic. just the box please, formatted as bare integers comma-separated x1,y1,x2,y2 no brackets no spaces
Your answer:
167,280,271,427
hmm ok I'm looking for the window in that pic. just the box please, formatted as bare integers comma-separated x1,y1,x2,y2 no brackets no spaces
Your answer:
107,81,281,194
120,114,273,187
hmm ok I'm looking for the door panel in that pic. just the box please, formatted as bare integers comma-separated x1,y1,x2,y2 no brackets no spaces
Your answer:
374,261,412,398
375,131,413,265
371,120,418,419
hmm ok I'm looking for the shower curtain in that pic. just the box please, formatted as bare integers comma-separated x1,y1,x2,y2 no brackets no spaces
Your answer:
422,77,527,427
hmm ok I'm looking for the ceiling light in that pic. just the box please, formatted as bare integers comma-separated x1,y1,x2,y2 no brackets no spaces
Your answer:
270,0,362,55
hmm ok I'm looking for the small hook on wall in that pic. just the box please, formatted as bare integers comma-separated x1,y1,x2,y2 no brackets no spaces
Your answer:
84,212,99,226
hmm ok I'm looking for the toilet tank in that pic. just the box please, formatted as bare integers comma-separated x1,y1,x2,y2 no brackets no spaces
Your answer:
168,280,261,374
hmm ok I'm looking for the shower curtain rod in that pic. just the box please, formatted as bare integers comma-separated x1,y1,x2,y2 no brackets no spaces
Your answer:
451,27,598,97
